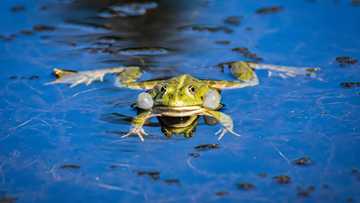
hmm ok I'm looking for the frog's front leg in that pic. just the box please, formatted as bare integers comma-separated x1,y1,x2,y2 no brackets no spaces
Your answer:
122,111,159,142
203,109,241,140
47,66,140,87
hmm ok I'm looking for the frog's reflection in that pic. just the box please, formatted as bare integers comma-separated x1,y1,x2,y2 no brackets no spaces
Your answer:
102,111,219,139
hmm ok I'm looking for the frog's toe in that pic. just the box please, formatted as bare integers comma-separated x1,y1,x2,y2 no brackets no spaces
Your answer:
121,127,147,142
215,127,241,140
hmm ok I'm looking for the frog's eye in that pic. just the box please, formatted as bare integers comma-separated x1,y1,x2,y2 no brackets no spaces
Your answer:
188,85,196,94
160,85,167,93
203,89,221,110
137,92,154,110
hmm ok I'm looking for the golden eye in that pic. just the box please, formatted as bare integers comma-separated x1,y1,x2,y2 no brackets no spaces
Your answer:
188,85,196,93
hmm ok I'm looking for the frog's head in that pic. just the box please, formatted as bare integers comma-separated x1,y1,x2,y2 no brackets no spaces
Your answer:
137,74,221,111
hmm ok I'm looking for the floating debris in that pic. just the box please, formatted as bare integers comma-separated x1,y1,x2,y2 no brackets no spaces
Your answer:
273,175,291,184
256,6,283,14
11,5,25,12
178,25,233,34
59,164,81,170
340,82,360,89
33,24,56,32
215,191,229,196
236,182,255,191
194,144,219,151
351,168,360,181
293,156,312,166
297,186,315,197
336,56,358,66
137,170,160,180
224,16,243,26
118,47,170,56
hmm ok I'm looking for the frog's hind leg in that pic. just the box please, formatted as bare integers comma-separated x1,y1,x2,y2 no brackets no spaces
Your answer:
47,66,139,87
203,109,241,140
232,61,320,78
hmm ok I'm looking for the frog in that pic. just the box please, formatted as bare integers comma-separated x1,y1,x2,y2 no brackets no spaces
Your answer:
48,61,319,141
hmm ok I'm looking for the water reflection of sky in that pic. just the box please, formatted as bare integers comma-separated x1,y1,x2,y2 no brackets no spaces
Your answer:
0,0,360,202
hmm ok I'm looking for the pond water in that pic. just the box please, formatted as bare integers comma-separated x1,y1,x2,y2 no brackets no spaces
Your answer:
1,0,360,202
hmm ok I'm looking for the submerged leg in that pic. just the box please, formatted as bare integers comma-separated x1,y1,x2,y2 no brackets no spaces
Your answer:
203,109,241,140
121,111,159,142
46,66,140,87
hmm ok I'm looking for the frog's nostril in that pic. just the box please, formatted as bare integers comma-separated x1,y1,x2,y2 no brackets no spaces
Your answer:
203,90,221,109
137,92,154,110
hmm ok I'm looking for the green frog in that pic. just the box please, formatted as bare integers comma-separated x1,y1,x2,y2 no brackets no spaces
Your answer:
48,61,318,141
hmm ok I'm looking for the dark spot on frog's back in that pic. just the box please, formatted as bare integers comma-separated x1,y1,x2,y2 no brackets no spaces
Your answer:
59,164,81,170
293,156,313,166
194,144,219,151
273,175,291,184
336,56,358,66
256,6,284,14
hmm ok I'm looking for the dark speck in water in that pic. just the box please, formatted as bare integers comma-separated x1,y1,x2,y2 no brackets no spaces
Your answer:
10,5,25,12
33,24,56,32
194,144,220,151
178,25,233,34
352,0,360,6
340,82,360,89
19,30,34,36
137,170,160,180
351,168,360,181
256,6,284,14
236,182,255,191
215,191,229,196
118,47,170,56
59,164,81,170
336,56,358,66
189,152,200,158
297,186,315,197
0,34,16,41
163,179,181,186
224,16,243,26
258,172,268,178
347,197,355,203
232,47,262,61
215,40,231,45
273,175,291,184
0,196,17,203
293,156,313,166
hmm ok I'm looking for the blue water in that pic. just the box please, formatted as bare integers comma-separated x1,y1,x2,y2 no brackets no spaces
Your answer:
1,0,360,202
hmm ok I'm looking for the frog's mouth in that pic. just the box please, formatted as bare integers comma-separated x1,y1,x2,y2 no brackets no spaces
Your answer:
153,105,203,117
158,115,198,128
